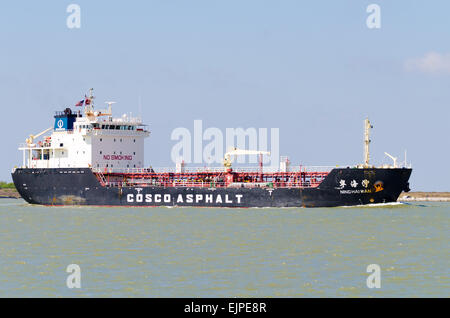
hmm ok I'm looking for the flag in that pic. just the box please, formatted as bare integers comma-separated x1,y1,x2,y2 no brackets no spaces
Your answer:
85,94,91,105
75,100,84,106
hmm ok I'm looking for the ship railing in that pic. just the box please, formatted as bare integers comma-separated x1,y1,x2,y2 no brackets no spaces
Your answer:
92,130,149,137
52,129,74,134
98,116,143,125
297,166,336,172
92,167,228,174
102,181,228,188
100,180,322,189
91,165,337,174
151,167,228,173
19,143,53,149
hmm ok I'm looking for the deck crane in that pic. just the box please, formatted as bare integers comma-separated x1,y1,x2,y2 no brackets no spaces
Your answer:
384,152,398,168
223,148,271,170
25,127,53,146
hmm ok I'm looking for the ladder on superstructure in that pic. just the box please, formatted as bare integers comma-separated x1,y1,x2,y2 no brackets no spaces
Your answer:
96,171,108,186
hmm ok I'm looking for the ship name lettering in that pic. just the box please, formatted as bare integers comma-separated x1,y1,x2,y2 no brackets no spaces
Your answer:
340,189,372,194
126,193,244,204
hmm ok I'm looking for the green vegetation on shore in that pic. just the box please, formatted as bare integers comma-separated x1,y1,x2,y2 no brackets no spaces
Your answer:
0,181,15,189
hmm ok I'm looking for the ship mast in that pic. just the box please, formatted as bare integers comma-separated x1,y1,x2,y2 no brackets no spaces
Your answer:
363,118,373,168
84,88,95,117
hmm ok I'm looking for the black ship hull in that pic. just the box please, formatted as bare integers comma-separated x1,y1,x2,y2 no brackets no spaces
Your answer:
12,167,412,207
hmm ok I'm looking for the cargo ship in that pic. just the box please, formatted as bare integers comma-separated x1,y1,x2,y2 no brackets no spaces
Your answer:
12,89,412,207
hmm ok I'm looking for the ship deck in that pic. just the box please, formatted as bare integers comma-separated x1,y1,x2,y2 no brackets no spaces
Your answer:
92,166,334,189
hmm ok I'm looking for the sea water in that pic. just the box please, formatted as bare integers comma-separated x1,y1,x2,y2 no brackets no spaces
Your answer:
0,199,448,297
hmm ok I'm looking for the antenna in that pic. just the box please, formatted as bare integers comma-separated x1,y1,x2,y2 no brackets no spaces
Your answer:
404,149,407,168
105,101,116,115
138,95,142,121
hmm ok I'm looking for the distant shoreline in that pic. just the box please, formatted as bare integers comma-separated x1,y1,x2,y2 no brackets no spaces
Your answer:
0,188,20,199
1,188,449,202
399,192,450,202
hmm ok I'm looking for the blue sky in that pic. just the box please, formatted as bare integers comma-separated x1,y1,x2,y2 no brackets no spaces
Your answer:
1,1,449,191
